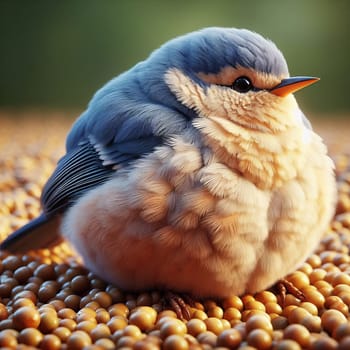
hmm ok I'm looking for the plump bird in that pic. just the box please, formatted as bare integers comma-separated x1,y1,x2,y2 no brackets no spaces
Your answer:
1,27,336,299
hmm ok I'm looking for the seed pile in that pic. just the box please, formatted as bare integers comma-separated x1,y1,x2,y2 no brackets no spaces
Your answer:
0,114,350,349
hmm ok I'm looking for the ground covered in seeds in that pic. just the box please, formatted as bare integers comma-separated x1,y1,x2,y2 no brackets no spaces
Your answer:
0,112,350,350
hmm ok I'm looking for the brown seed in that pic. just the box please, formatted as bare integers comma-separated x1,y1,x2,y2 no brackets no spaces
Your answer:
287,271,310,290
338,336,350,350
300,315,322,333
34,263,56,280
223,307,241,321
310,336,338,350
13,290,37,304
122,324,143,339
163,334,189,350
38,283,59,303
196,331,217,346
90,323,111,341
0,303,8,321
271,316,289,330
283,324,310,348
2,255,22,271
222,295,244,310
39,311,60,333
14,266,33,283
332,322,350,341
66,330,92,349
40,334,62,350
274,339,301,350
321,309,347,333
203,317,224,335
92,291,112,308
76,320,97,333
53,326,71,342
95,308,110,323
246,314,273,335
71,275,90,294
13,306,40,330
244,300,266,312
302,287,325,308
108,303,129,317
160,318,187,339
107,316,128,333
57,307,76,320
64,294,81,311
129,306,157,331
246,329,272,350
287,307,311,324
94,338,116,349
59,318,77,331
18,327,43,346
0,329,18,348
216,328,242,348
186,319,207,337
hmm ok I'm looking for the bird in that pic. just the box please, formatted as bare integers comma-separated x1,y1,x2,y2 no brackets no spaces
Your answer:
1,27,337,302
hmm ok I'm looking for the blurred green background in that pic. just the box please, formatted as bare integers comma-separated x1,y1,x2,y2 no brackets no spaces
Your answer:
0,0,349,117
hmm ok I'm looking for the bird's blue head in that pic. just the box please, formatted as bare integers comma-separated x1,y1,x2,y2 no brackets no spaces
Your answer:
135,27,318,132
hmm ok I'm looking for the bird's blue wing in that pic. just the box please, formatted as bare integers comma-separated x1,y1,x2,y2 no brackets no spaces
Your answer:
41,132,163,217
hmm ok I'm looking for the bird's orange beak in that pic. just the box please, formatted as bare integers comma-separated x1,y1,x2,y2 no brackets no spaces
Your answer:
270,76,319,97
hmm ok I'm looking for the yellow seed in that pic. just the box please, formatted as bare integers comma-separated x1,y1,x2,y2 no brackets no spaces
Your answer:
247,328,272,350
186,319,207,337
40,334,62,350
66,331,92,349
216,328,242,348
13,306,40,330
283,324,310,348
90,323,111,341
160,318,187,339
18,327,43,347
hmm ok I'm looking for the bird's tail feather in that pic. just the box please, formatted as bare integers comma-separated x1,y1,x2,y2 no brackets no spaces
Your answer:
0,214,63,253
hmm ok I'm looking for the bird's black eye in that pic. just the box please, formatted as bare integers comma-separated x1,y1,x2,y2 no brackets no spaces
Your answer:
231,76,253,93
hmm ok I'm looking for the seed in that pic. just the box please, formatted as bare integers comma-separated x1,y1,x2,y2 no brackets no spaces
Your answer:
90,323,111,341
246,329,272,350
186,319,207,337
216,328,242,348
246,314,273,335
108,303,129,317
94,338,116,349
53,326,71,342
0,329,18,348
274,339,301,350
129,306,157,331
40,334,62,350
283,324,310,348
160,318,187,339
163,334,189,350
92,291,112,308
39,311,60,333
321,309,347,333
18,327,43,346
13,306,40,330
332,322,350,341
310,336,338,350
71,275,90,294
34,263,56,280
107,316,128,333
66,330,92,349
14,266,33,283
96,308,110,323
223,307,241,321
196,331,217,346
222,295,244,310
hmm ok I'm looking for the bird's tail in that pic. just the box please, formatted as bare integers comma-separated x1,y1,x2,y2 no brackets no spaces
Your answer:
0,214,63,253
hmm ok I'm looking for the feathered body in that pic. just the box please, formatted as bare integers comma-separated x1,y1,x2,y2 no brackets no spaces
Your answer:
2,28,337,297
